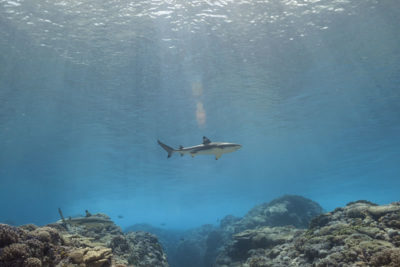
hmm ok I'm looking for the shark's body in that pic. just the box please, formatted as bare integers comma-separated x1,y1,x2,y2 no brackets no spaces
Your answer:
158,136,241,160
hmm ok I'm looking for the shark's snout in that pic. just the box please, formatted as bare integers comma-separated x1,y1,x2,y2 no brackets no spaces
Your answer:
227,143,242,152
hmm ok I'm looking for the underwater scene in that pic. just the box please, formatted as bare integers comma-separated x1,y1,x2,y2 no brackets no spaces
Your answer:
1,0,399,266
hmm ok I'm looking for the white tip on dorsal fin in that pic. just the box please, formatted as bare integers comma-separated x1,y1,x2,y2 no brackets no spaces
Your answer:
203,136,211,145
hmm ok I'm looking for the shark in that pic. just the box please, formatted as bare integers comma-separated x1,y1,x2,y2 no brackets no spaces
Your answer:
157,136,241,160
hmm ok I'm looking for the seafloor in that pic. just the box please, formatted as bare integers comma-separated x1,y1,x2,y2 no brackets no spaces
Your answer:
1,195,400,267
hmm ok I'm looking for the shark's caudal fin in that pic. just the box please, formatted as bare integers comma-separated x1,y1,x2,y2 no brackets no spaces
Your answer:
157,140,175,158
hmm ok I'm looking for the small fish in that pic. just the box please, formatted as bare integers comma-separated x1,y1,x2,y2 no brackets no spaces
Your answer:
160,223,166,226
118,215,124,219
158,136,241,160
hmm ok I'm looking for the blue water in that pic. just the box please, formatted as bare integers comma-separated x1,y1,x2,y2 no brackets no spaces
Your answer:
0,0,399,230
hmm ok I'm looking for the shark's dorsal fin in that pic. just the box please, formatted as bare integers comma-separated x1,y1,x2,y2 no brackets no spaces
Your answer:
179,145,184,150
203,136,211,145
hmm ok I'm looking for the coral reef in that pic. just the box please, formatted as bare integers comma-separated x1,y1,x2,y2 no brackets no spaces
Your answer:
126,223,216,267
124,195,322,267
106,230,168,266
131,196,397,267
215,200,400,267
0,224,65,267
124,231,168,266
2,197,399,267
0,213,168,267
125,223,185,265
203,195,323,266
234,195,323,232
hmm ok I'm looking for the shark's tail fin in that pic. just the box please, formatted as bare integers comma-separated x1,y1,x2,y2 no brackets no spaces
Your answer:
157,140,175,158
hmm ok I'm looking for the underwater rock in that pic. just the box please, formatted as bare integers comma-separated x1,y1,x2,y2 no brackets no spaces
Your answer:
125,223,217,267
0,222,114,267
125,223,193,267
127,195,321,267
203,195,323,266
220,215,240,230
234,195,323,232
125,195,322,267
66,247,112,266
83,247,112,266
215,201,400,267
0,213,168,267
226,226,301,262
107,231,168,266
125,231,168,266
58,214,168,267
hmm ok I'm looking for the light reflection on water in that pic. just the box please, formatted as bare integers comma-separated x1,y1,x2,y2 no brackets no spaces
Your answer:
1,0,364,66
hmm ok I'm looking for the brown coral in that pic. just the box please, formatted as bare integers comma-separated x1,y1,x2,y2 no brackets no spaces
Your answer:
1,215,168,267
370,248,400,267
30,226,64,245
0,243,30,266
0,224,22,248
24,257,42,267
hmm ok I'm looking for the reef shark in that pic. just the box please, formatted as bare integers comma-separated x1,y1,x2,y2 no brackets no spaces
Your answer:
157,136,241,160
